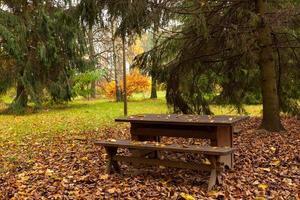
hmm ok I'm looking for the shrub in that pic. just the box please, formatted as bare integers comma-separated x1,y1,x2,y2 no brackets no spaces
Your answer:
102,69,150,99
73,69,106,98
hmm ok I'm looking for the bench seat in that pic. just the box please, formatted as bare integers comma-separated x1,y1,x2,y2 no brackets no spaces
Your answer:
95,139,234,155
95,139,235,191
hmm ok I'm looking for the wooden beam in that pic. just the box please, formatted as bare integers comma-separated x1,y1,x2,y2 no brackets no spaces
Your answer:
95,139,234,155
113,155,221,172
130,123,215,139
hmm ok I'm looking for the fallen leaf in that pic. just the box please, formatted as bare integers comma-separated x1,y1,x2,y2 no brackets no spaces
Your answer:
253,180,260,185
260,167,271,172
202,158,211,165
207,190,224,198
258,183,268,190
270,147,276,152
270,159,280,166
107,188,116,194
180,193,195,200
45,169,54,176
255,197,267,200
100,174,109,180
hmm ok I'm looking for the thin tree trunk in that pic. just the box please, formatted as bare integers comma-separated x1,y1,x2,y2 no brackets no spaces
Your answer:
255,0,284,131
150,21,158,99
111,20,122,102
14,80,28,109
122,34,128,116
150,74,157,99
88,27,96,98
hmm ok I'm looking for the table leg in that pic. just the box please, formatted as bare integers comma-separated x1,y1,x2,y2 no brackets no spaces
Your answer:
130,125,160,158
211,126,233,169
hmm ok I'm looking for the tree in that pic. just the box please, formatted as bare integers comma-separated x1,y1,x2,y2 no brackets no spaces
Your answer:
77,0,299,130
87,27,96,98
111,18,122,102
255,0,283,130
122,34,128,115
78,0,156,115
135,0,299,131
0,0,87,112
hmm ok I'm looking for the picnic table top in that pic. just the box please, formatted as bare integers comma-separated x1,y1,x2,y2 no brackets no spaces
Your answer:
115,114,249,126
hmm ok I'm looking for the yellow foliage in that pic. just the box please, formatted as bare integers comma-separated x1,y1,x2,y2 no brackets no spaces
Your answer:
102,69,150,99
132,38,144,55
102,81,116,99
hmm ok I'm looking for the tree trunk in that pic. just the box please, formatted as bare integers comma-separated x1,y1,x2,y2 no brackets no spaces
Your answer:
255,0,284,131
111,20,122,102
122,34,128,116
150,20,158,99
14,80,28,109
150,74,157,99
88,27,96,98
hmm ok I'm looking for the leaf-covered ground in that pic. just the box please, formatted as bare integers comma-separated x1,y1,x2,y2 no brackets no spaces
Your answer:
0,116,299,199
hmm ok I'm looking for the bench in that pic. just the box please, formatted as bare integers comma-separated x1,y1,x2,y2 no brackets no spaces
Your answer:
95,139,235,191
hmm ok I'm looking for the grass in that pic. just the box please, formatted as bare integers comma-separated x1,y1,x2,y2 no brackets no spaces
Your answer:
0,91,262,143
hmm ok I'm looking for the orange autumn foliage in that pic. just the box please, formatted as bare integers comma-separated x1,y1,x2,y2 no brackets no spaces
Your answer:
103,69,150,99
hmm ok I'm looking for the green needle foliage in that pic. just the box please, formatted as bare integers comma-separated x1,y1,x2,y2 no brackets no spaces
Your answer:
134,0,300,131
0,0,87,113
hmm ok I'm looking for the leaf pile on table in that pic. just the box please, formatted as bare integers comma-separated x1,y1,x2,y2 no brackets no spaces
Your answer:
0,117,299,199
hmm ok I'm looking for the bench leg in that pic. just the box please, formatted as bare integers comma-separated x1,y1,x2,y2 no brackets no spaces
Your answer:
207,156,222,191
208,168,217,191
105,147,120,174
211,126,233,169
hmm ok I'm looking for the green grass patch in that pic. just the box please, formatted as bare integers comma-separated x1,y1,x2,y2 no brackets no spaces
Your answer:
0,91,262,143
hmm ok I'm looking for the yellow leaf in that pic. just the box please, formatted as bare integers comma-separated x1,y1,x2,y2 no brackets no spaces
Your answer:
180,193,195,200
107,188,116,194
80,157,88,161
255,197,267,200
18,175,30,182
260,167,271,172
45,169,54,176
258,183,268,190
270,159,280,166
202,158,211,165
160,180,169,186
270,147,276,152
100,174,109,180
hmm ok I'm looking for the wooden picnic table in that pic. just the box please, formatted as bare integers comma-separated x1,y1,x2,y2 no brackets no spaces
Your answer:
115,114,248,168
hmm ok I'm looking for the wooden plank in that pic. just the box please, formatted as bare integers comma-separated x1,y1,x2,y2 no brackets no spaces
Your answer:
113,155,219,171
131,123,215,139
115,114,249,126
95,139,234,155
